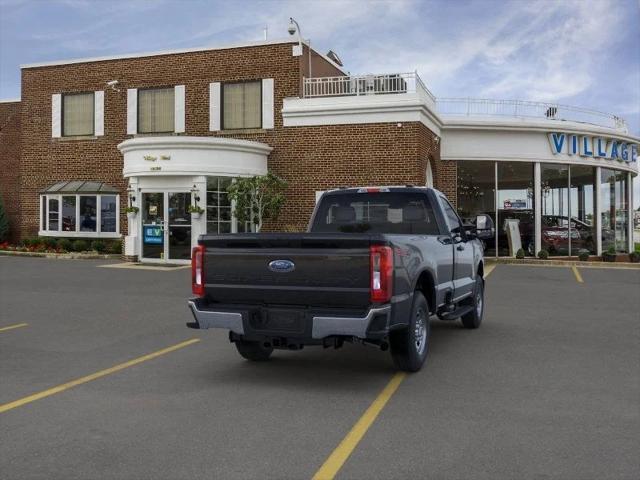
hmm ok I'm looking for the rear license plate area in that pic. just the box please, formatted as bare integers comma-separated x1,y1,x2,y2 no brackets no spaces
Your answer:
249,308,306,334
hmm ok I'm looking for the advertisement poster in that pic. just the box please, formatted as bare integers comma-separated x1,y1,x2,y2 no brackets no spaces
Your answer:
143,226,163,245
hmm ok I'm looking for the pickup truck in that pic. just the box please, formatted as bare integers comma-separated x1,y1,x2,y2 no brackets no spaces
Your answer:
187,187,494,372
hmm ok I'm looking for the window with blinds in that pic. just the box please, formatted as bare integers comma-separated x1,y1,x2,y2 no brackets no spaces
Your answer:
138,88,175,133
62,92,94,136
222,81,261,129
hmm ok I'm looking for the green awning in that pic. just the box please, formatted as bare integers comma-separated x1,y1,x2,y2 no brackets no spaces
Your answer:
41,181,119,194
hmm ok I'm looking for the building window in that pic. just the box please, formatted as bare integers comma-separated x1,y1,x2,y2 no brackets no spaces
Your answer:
206,177,253,233
457,160,496,256
222,81,261,129
62,92,94,136
569,166,596,255
497,162,535,257
138,87,174,133
40,194,119,237
601,168,629,253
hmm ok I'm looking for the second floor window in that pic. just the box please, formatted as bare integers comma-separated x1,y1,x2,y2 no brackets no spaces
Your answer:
63,92,94,136
223,81,261,129
138,87,174,133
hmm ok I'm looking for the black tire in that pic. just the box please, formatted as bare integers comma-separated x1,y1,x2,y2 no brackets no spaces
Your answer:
234,340,274,361
461,276,484,329
389,291,430,372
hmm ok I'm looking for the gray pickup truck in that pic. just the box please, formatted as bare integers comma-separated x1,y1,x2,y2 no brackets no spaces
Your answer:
187,187,494,371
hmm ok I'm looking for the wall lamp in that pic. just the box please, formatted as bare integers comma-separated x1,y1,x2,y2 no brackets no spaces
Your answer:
191,185,201,203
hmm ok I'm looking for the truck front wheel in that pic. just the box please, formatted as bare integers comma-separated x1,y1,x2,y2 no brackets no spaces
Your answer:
234,339,274,361
389,291,430,372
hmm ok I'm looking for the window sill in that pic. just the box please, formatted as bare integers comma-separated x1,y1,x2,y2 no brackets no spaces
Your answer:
217,128,267,135
38,231,121,239
54,136,98,142
132,132,179,137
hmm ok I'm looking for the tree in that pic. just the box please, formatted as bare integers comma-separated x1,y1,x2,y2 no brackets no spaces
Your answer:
227,173,287,232
0,194,9,242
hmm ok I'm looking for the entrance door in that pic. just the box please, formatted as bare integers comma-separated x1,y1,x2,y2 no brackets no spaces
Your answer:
141,192,192,263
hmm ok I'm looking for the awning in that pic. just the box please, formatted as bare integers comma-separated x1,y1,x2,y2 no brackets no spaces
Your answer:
40,181,120,194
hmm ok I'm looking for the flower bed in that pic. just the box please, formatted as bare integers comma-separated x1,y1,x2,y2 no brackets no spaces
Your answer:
0,237,122,255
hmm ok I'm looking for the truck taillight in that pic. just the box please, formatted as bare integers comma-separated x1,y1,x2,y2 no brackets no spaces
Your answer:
192,245,205,296
370,245,393,303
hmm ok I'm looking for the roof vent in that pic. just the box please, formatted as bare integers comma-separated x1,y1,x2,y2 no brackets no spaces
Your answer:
326,50,343,67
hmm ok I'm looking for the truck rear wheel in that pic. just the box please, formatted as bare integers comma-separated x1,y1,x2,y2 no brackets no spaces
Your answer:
461,276,484,329
234,340,274,361
389,291,430,372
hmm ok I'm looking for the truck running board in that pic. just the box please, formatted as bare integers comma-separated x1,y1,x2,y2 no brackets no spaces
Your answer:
438,305,474,321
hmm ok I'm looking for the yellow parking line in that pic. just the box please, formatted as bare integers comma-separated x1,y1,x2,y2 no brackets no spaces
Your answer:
571,265,584,283
0,323,28,333
0,338,200,414
484,264,496,278
312,372,406,480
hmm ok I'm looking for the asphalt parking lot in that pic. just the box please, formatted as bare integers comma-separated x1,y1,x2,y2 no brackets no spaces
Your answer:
1,257,639,480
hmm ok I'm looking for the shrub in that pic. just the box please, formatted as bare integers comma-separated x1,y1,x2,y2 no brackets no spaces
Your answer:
21,238,34,247
108,239,122,254
72,239,89,252
58,238,73,252
0,195,9,243
537,249,549,260
629,251,640,263
91,240,106,253
515,248,525,259
577,250,589,262
40,237,57,249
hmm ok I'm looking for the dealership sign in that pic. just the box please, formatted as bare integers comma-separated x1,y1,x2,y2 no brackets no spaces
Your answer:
548,133,638,163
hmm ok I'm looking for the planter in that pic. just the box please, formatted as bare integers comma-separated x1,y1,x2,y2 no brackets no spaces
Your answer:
127,212,137,221
191,212,203,220
602,253,617,262
630,252,640,263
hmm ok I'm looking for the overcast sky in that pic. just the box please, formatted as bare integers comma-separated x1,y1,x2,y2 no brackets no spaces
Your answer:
1,0,638,204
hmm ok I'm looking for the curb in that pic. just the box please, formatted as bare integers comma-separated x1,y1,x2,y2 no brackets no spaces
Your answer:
486,258,640,269
0,250,120,260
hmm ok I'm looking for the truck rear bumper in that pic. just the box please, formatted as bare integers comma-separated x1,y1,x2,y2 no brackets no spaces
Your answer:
187,299,391,340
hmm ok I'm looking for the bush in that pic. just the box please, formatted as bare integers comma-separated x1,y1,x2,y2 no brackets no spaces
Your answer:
40,237,57,249
0,195,9,243
58,238,73,252
515,248,525,259
21,237,35,247
537,249,549,260
91,240,106,253
629,251,640,263
108,239,122,254
577,250,589,262
72,239,89,252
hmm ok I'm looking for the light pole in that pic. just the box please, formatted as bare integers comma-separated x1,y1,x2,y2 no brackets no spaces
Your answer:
288,17,312,84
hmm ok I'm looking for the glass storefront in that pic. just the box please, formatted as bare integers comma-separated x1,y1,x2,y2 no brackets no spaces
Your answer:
206,176,253,234
457,161,496,256
456,161,628,257
601,169,629,253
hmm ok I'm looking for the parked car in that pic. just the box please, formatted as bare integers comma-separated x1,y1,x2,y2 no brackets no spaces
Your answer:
187,187,493,372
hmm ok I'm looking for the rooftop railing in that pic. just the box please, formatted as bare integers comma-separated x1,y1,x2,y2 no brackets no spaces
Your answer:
435,98,627,132
303,72,436,102
301,73,627,132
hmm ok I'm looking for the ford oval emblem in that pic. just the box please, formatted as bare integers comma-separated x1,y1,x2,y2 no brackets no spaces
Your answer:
268,259,295,273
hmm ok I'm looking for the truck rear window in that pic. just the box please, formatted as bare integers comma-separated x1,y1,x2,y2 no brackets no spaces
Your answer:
311,192,440,234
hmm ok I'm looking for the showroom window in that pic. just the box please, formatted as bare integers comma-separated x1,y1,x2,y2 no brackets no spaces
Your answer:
206,177,253,234
497,162,535,257
222,81,261,130
39,181,120,237
62,92,94,136
457,160,496,256
601,168,629,253
138,87,175,133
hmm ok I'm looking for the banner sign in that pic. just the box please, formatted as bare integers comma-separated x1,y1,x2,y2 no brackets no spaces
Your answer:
143,226,163,245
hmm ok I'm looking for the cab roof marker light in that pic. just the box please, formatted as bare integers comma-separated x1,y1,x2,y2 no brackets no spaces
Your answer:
357,187,390,193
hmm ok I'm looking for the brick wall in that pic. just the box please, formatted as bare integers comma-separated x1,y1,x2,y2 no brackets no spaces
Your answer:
17,41,443,240
0,101,21,242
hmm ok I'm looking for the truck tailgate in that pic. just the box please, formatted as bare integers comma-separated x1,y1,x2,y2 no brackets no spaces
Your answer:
201,233,382,308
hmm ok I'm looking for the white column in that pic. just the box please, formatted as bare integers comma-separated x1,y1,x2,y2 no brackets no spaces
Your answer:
124,177,139,258
191,176,207,249
595,167,602,255
628,171,633,253
534,162,541,256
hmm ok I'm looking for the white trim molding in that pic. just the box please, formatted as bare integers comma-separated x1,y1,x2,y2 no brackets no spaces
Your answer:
94,90,104,136
209,82,221,131
174,85,186,133
118,136,271,178
51,94,62,138
127,88,137,135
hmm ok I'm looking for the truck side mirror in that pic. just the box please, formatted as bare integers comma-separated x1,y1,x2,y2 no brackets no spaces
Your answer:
475,214,495,240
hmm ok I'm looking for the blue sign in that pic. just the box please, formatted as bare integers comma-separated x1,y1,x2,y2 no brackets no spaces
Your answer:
268,259,295,273
143,226,163,245
548,132,638,164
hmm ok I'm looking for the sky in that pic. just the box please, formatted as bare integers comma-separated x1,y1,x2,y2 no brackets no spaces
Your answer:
1,0,639,203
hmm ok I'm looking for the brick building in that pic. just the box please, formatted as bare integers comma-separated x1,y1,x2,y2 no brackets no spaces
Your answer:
0,38,637,261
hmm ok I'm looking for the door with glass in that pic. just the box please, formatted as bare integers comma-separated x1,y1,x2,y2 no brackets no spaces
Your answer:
141,192,192,262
